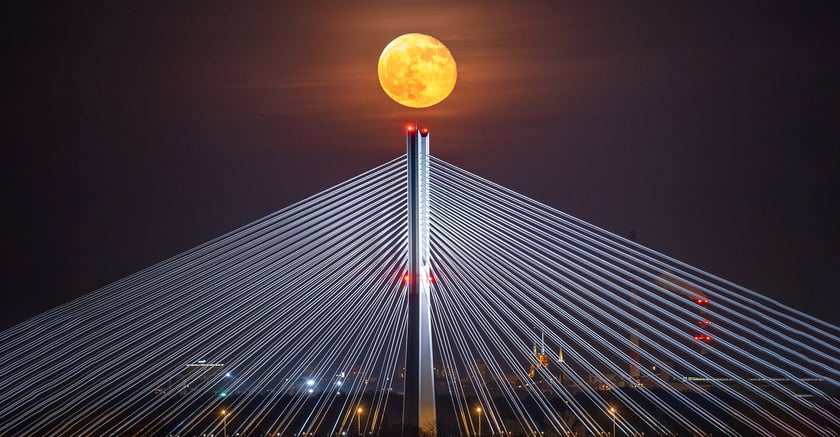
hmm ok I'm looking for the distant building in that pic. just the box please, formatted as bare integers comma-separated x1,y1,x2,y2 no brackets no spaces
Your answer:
164,360,226,395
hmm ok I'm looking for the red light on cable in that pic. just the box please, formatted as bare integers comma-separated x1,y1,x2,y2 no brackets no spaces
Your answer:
695,298,708,305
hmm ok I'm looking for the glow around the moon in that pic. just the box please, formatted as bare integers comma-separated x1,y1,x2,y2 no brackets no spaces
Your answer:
378,33,457,108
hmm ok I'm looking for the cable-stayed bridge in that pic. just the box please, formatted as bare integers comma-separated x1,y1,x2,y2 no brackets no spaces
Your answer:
1,127,838,437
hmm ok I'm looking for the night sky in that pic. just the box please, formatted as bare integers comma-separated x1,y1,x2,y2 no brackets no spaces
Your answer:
4,2,839,330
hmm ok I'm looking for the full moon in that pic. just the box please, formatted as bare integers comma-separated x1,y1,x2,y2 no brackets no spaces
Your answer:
378,33,457,108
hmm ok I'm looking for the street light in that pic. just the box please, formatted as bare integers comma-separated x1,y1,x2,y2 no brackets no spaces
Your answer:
356,407,363,435
221,409,228,437
475,406,482,437
609,407,616,437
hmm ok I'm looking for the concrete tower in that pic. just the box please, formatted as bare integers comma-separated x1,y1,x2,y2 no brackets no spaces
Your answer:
404,124,436,436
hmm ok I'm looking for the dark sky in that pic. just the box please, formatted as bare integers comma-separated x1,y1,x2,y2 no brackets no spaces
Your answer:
4,2,839,330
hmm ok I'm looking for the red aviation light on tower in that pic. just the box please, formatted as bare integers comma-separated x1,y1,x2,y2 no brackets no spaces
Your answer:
419,127,430,137
403,273,435,283
406,124,416,133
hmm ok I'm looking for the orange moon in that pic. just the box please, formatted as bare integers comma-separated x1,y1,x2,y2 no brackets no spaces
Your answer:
378,33,457,108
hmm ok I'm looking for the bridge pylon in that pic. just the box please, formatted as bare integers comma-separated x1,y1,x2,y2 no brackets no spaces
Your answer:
404,124,436,436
